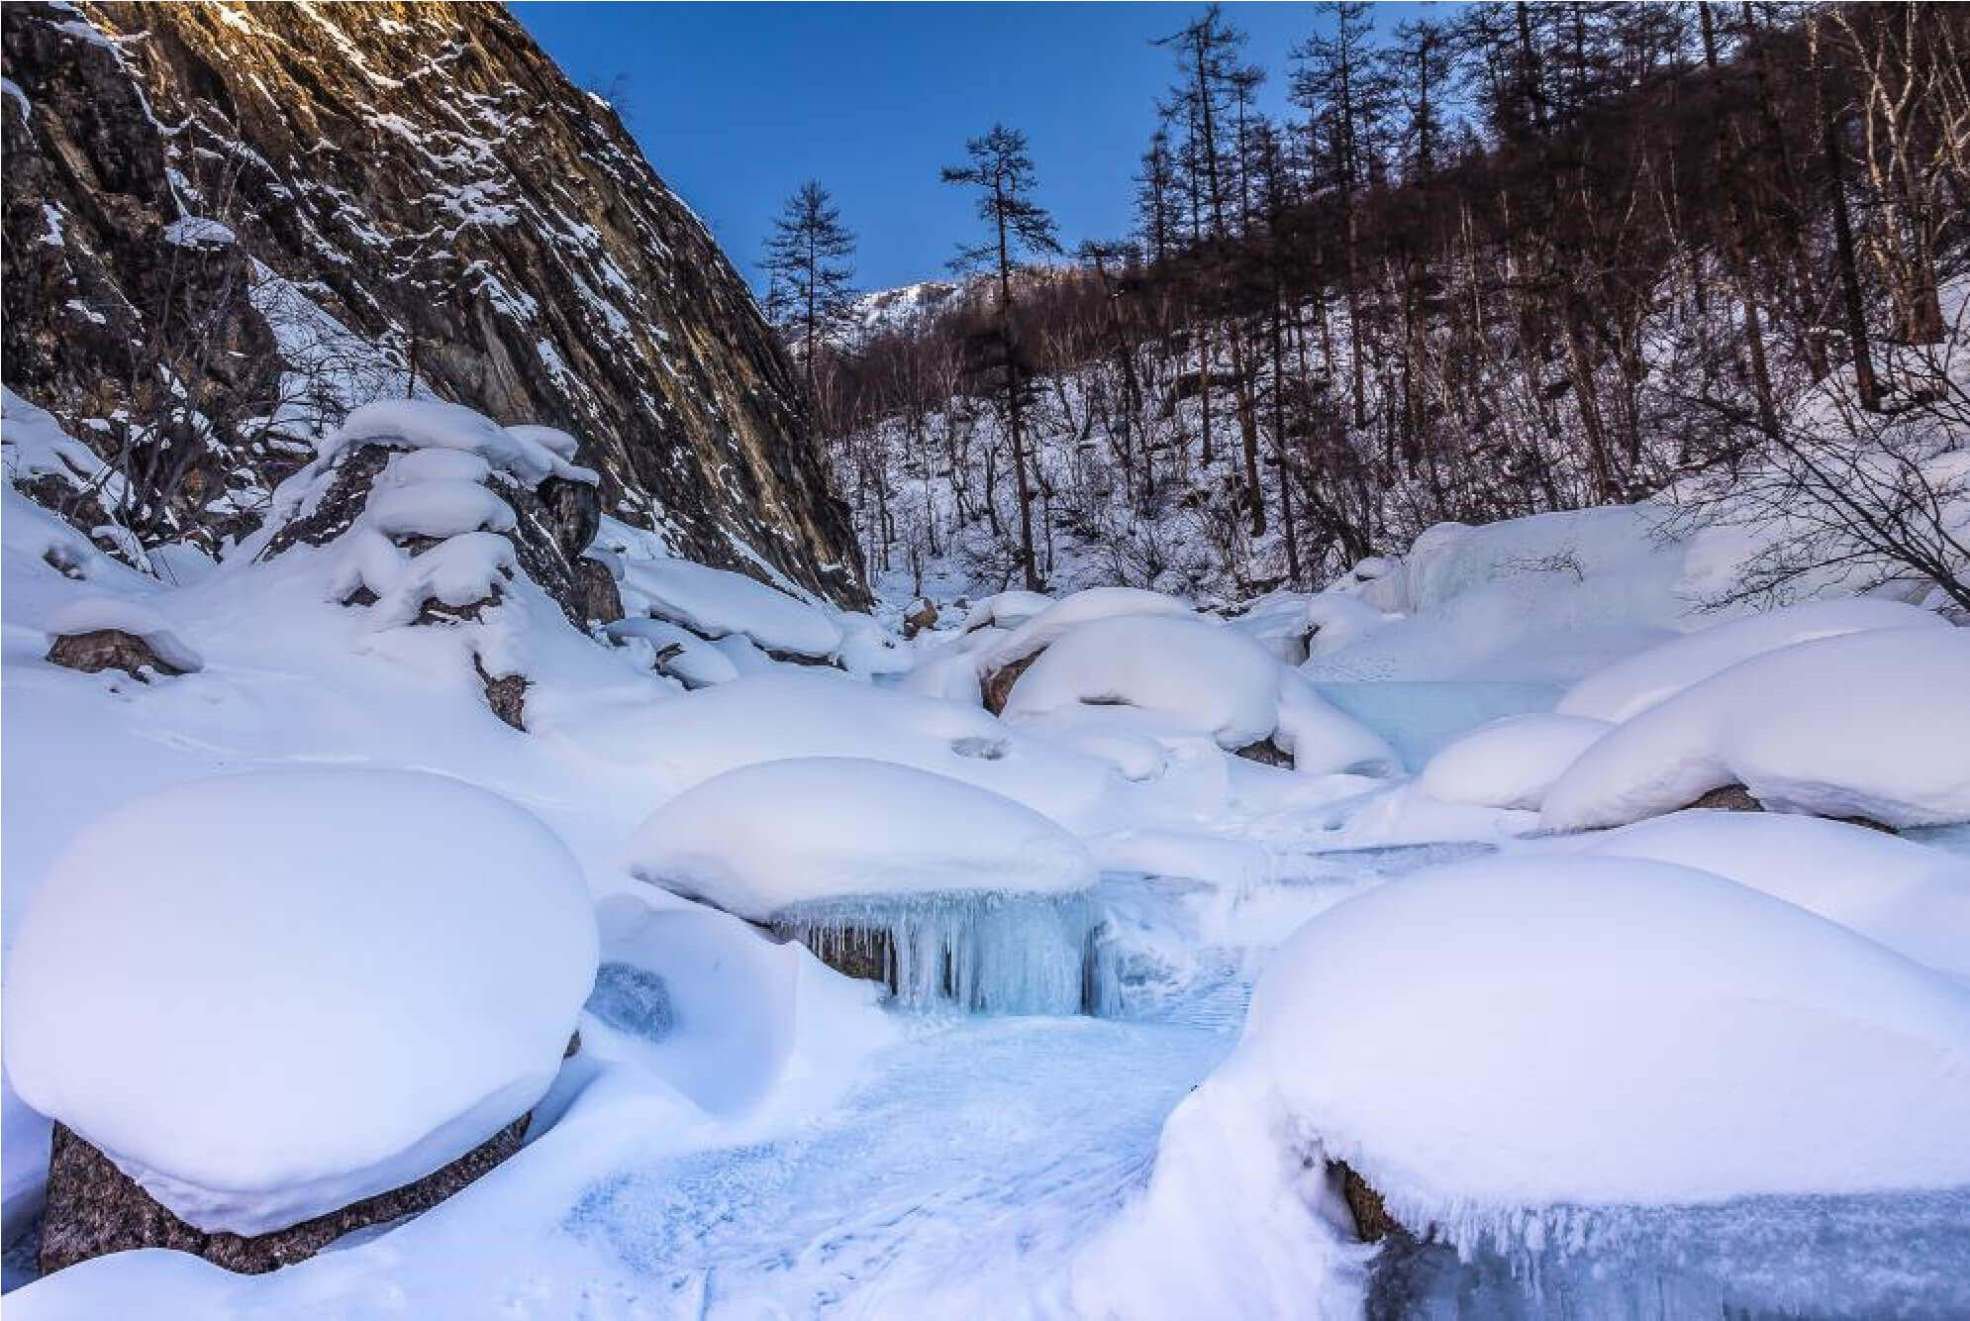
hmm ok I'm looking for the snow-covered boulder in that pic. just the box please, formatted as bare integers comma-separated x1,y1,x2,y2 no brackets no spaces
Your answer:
1543,627,1970,830
979,586,1191,709
1002,614,1397,776
44,596,203,679
324,399,596,489
959,589,1053,634
627,757,1097,1012
627,757,1093,918
1417,713,1610,810
604,617,740,689
1557,597,1947,724
1545,810,1970,980
618,556,842,661
5,770,597,1265
1184,853,1970,1223
547,670,1112,827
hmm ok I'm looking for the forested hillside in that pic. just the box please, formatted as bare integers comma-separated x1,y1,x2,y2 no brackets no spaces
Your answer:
794,2,1968,610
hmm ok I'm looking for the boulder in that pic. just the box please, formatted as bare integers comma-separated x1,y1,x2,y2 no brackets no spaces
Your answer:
37,1116,528,1276
902,598,939,639
46,628,185,681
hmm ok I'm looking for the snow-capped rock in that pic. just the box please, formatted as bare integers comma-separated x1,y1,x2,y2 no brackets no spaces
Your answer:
4,769,598,1246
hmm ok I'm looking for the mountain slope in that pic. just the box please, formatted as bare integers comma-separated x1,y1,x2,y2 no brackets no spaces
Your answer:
1,0,863,602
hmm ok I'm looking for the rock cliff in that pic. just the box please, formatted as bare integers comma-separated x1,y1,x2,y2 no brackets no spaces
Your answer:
1,0,864,602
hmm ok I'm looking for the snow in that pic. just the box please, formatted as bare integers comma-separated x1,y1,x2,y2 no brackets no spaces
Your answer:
1544,810,1970,980
43,597,204,673
625,756,1094,920
321,399,596,488
602,616,738,688
1165,853,1970,1249
3,769,598,1235
539,670,1114,827
503,423,581,462
1418,712,1610,810
160,216,235,247
1003,613,1397,776
982,585,1192,674
1557,596,1948,723
618,555,842,660
1544,626,1970,830
959,588,1053,634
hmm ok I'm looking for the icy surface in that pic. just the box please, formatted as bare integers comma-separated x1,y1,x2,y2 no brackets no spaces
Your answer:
3,769,598,1235
625,756,1094,919
1419,713,1610,810
1557,595,1947,723
1544,626,1970,829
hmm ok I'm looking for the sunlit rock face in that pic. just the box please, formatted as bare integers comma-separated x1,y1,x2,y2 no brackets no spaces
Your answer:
0,0,865,603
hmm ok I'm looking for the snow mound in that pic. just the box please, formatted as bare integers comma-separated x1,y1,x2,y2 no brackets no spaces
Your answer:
1546,810,1970,980
1219,854,1970,1219
542,671,1112,826
1558,597,1947,723
625,756,1094,921
45,596,204,673
604,617,739,689
503,423,582,462
323,399,596,487
959,589,1053,634
983,586,1192,673
1418,713,1610,810
1003,614,1396,775
1543,626,1970,830
619,556,842,660
3,769,598,1236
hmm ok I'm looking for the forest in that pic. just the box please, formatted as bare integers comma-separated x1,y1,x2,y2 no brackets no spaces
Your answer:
767,2,1970,608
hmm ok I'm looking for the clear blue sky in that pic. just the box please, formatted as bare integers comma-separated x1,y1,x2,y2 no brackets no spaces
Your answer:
511,3,1438,295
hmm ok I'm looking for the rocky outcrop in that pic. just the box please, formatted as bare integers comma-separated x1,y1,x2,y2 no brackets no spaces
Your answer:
1,1,864,603
38,1115,529,1276
46,628,185,680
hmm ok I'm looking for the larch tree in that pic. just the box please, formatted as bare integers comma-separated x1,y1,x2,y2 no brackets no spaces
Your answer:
942,124,1060,591
763,180,858,417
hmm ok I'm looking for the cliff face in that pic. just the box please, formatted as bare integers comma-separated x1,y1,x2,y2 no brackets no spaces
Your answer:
1,0,865,603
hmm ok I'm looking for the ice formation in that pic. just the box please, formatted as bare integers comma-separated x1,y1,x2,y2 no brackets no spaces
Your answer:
1543,626,1970,829
3,769,598,1235
626,758,1100,1014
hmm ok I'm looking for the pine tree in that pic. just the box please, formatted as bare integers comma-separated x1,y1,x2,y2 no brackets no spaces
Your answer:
762,181,858,415
942,125,1060,591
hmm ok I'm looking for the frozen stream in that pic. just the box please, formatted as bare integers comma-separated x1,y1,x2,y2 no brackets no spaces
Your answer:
572,977,1246,1318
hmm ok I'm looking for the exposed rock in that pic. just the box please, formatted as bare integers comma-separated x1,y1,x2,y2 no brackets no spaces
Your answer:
981,651,1042,715
1331,1159,1408,1244
1234,737,1294,769
38,1115,528,1276
475,657,528,732
577,557,625,625
2,0,865,604
902,598,939,639
46,629,184,681
1686,784,1764,813
1681,784,1896,834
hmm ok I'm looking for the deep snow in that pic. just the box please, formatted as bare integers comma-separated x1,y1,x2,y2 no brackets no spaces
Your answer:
6,396,1969,1319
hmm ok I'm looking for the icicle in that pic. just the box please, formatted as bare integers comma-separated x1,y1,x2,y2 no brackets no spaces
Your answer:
772,890,1105,1015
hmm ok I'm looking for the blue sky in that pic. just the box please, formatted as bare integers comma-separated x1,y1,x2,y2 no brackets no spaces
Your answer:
512,3,1437,295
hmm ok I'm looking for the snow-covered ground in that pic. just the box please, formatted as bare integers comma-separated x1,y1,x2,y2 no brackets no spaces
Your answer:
5,398,1968,1319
